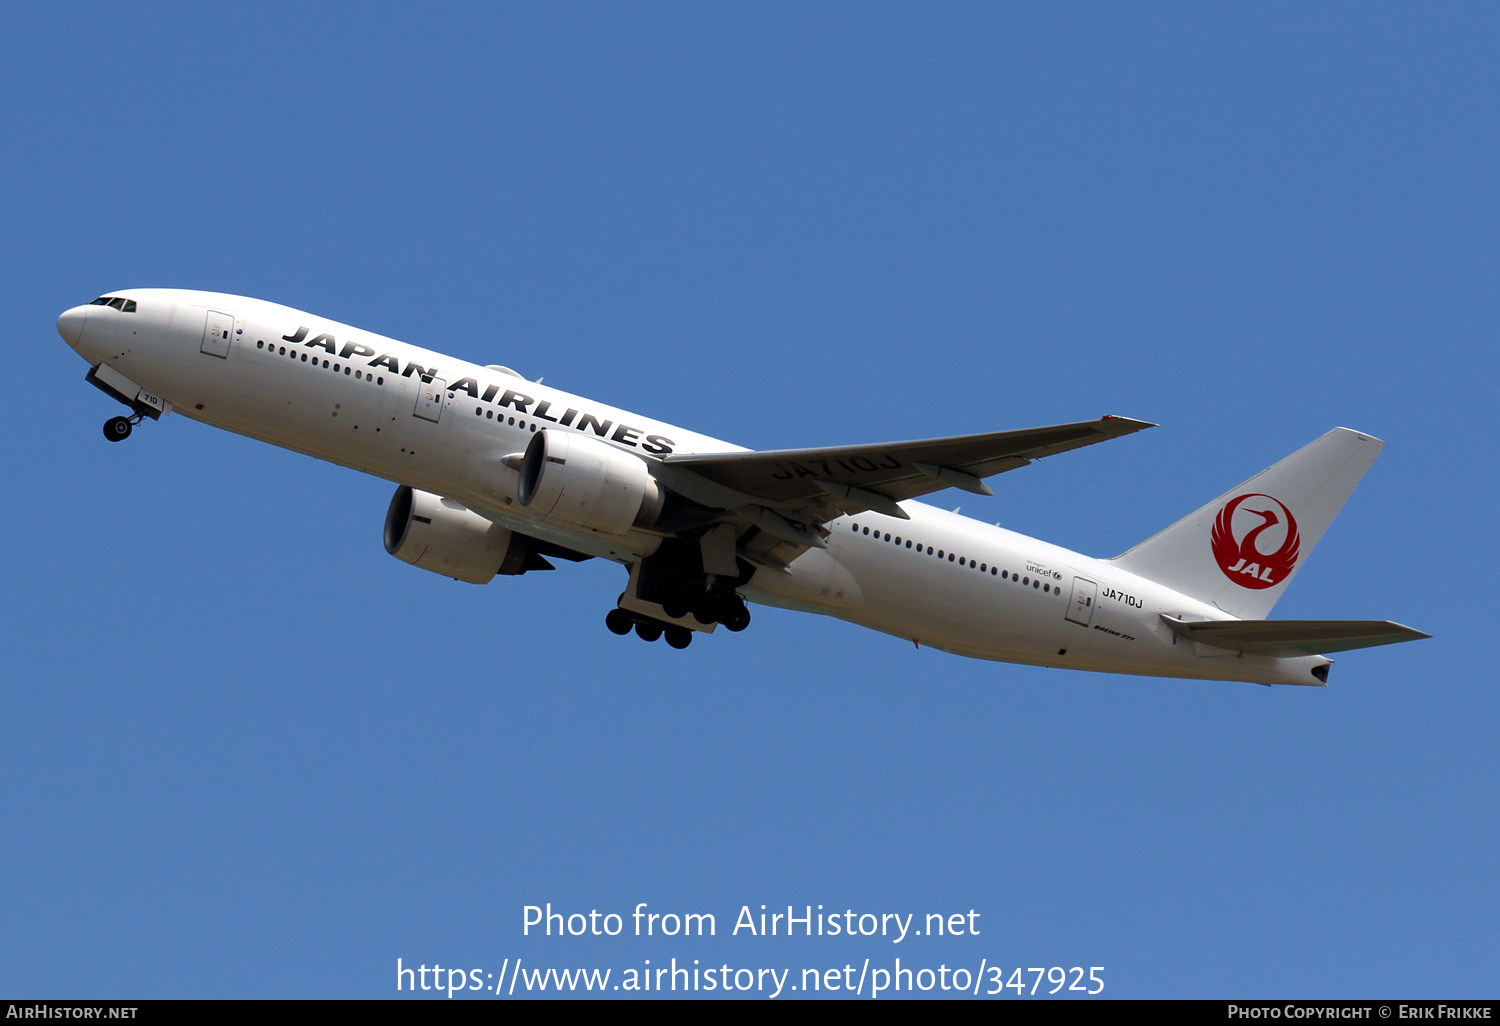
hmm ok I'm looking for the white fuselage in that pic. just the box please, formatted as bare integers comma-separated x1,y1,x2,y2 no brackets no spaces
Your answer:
59,288,1331,686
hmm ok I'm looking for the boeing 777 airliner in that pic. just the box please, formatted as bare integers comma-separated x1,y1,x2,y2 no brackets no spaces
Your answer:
57,289,1427,685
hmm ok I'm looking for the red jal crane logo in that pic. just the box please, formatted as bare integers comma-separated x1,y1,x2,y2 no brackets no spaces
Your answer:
1210,493,1300,590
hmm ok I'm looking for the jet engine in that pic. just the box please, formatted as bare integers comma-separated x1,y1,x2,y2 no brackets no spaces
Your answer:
384,485,552,583
516,429,664,534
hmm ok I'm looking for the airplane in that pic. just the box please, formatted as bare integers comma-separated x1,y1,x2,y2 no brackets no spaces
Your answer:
56,288,1428,686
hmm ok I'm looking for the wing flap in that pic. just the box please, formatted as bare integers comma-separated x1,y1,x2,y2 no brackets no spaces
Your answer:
1160,616,1430,656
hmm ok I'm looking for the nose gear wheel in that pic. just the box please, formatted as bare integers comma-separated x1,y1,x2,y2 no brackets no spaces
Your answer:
103,415,140,442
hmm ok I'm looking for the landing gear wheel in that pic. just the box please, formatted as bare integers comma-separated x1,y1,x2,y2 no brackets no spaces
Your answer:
661,594,691,620
723,604,751,633
103,416,133,442
664,627,692,649
605,609,633,635
634,622,662,642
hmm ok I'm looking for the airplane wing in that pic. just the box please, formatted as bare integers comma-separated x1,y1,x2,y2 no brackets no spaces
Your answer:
1160,616,1431,657
661,416,1154,520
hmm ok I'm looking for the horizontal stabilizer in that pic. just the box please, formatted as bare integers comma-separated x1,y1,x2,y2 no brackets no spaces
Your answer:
1160,616,1430,657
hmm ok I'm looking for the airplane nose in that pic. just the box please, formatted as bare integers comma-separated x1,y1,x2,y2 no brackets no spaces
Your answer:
57,306,86,347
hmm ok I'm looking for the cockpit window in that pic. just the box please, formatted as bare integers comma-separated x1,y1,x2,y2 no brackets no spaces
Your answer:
89,296,136,311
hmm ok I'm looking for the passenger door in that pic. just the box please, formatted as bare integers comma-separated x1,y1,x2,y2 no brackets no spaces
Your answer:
200,310,235,359
413,377,446,422
1065,577,1097,627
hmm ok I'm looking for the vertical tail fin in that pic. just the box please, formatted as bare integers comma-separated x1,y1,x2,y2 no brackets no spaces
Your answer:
1108,427,1384,619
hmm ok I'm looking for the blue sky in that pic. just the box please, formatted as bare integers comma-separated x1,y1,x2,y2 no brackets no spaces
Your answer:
1,3,1495,999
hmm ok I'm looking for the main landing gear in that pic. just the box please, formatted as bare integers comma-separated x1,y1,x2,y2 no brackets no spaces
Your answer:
605,537,756,650
103,414,143,442
657,581,752,633
605,608,695,649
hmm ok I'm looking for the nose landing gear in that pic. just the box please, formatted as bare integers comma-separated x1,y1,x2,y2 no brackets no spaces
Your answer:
103,414,141,442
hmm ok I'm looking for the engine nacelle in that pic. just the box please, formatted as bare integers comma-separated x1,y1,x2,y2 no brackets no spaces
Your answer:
516,429,664,534
384,486,534,584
